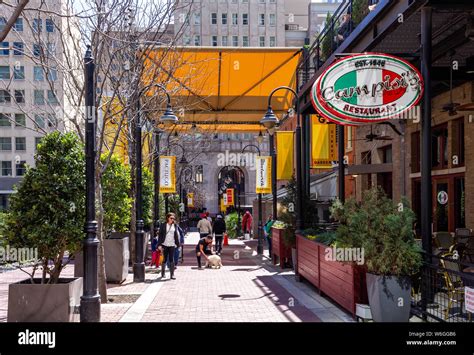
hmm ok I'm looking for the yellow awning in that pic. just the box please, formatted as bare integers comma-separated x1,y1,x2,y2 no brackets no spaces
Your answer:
143,46,301,132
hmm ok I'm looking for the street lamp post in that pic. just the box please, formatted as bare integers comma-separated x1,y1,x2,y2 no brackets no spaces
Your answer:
262,86,303,233
241,144,263,255
134,84,178,283
80,46,100,322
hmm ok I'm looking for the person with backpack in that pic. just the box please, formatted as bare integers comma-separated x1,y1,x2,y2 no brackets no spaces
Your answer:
212,214,226,255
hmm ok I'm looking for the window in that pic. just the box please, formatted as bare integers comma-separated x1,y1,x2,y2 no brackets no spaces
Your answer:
35,137,42,151
211,13,217,24
431,124,448,169
0,194,8,210
379,145,392,164
269,13,276,26
269,36,276,47
183,36,191,45
0,138,12,151
35,114,45,128
212,36,218,46
193,13,201,25
222,13,227,25
47,90,59,105
1,161,12,176
194,35,200,46
231,0,237,3
232,36,238,46
33,18,42,32
13,42,23,55
15,137,26,151
34,66,44,81
259,0,265,3
232,13,238,25
361,150,372,164
195,165,203,183
259,14,265,26
15,114,25,127
259,36,265,47
452,118,465,167
0,42,8,56
242,36,249,47
242,0,248,3
47,43,56,57
47,68,57,81
184,14,190,25
46,19,54,32
47,114,57,127
346,126,352,149
33,44,41,57
242,13,248,25
0,90,11,103
0,113,10,126
222,36,228,46
0,66,9,79
14,90,25,104
16,161,26,176
270,0,276,2
0,17,6,31
34,90,45,105
14,18,23,31
13,66,25,80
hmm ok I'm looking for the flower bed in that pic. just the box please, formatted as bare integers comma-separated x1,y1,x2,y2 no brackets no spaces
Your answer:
296,234,368,318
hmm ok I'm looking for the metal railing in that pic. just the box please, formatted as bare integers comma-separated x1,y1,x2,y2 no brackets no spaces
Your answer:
296,0,380,91
411,252,474,322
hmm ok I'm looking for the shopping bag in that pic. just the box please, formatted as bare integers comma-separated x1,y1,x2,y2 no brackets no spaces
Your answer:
244,233,250,240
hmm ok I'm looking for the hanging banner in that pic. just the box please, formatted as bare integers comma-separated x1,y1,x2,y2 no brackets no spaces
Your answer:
220,198,226,212
226,188,234,206
223,193,228,206
311,116,337,168
159,156,176,193
256,156,272,194
311,53,424,125
187,192,194,208
276,131,294,180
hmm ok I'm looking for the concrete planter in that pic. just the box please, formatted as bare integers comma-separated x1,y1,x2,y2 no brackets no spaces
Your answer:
366,273,411,322
104,233,129,283
8,277,83,322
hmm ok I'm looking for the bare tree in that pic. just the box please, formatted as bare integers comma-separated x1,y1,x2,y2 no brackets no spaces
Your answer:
0,0,30,42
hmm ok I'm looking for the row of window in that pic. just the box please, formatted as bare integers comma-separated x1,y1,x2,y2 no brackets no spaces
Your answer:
185,35,276,47
0,89,59,105
0,65,57,81
0,41,56,57
206,12,275,26
0,113,57,129
0,136,27,151
1,160,27,177
0,17,55,33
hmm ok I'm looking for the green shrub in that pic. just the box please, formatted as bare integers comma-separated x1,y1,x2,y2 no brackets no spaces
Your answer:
225,212,239,238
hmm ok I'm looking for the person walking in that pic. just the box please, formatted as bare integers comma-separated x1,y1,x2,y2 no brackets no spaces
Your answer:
242,210,253,238
264,215,274,259
197,213,212,239
167,220,185,270
213,214,226,255
195,234,214,269
157,212,180,280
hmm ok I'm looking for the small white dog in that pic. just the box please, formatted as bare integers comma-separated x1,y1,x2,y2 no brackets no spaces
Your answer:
205,254,223,269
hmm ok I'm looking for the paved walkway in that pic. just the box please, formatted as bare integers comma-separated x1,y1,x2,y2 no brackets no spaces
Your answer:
0,232,353,323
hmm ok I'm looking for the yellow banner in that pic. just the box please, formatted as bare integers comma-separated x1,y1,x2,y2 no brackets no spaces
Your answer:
256,156,272,194
276,131,294,180
159,156,176,193
187,193,194,207
220,198,226,212
311,116,337,168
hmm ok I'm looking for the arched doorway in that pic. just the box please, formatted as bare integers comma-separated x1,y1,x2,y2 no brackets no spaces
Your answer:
217,166,245,215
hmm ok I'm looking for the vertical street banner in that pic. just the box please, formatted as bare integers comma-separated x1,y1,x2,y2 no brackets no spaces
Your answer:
311,116,337,168
187,192,194,208
256,156,272,194
276,131,294,180
159,156,176,193
226,188,234,206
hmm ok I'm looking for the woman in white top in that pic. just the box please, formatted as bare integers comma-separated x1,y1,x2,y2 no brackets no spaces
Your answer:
157,212,181,279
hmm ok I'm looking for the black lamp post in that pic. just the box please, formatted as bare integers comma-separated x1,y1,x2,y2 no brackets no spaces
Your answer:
134,84,178,283
262,86,302,232
80,46,100,322
241,144,264,255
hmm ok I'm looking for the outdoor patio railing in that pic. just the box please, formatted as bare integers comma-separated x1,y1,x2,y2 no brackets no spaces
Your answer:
411,251,474,322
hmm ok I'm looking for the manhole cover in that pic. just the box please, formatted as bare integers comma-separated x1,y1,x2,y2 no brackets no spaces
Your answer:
107,294,140,303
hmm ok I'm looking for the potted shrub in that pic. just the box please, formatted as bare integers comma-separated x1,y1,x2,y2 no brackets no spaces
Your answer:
4,132,85,322
270,220,292,269
330,187,422,322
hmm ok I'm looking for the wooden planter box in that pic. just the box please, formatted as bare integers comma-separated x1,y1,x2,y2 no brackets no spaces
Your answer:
296,234,368,318
271,227,292,269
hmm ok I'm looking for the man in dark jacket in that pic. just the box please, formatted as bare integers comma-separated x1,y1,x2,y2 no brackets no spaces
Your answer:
212,214,226,255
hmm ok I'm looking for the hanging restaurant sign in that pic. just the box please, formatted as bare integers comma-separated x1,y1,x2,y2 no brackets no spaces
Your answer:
311,53,424,125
